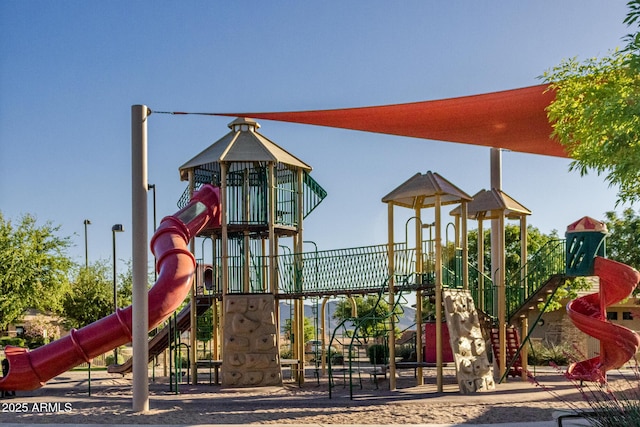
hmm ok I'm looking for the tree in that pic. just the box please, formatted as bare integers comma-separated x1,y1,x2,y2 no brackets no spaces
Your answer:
333,295,400,343
541,1,640,205
282,316,315,344
0,212,72,331
63,261,116,329
116,260,134,308
468,224,558,280
23,314,62,348
604,208,640,271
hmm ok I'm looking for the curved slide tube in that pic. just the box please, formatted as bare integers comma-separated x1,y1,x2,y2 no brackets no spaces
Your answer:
0,184,220,391
566,257,640,383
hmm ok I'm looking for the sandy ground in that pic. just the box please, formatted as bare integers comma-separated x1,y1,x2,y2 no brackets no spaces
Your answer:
0,367,595,425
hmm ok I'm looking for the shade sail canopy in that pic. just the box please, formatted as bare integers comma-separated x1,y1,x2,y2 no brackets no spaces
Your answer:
217,84,567,158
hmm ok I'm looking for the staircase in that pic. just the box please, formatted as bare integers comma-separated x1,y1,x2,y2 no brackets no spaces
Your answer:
490,326,523,378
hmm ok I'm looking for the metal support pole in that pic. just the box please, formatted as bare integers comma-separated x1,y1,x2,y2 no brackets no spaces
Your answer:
131,104,149,412
83,219,91,268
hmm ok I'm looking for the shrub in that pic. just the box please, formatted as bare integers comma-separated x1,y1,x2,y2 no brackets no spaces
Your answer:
528,341,572,366
395,344,415,361
0,336,26,348
105,353,126,366
367,344,389,364
280,348,293,359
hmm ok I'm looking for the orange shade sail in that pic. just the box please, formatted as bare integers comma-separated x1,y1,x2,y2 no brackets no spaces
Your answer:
217,84,567,158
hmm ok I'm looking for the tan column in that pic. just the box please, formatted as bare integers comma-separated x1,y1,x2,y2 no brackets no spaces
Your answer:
520,215,528,381
414,207,423,385
387,202,396,390
188,170,198,384
435,195,443,392
498,213,507,381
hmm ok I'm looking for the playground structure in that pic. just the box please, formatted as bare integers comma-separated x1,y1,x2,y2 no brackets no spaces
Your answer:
2,110,639,398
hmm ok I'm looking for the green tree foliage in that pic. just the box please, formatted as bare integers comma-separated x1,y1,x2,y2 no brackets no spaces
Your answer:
196,306,214,342
333,295,400,342
63,261,116,329
282,315,316,343
468,224,558,280
541,1,640,205
538,277,592,313
604,208,640,271
0,212,72,331
116,260,134,308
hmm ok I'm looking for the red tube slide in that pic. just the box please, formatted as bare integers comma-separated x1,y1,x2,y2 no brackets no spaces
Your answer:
0,184,220,391
566,257,640,383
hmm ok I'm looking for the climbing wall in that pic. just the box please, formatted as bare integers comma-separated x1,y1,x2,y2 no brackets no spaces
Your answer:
221,294,282,387
443,289,495,393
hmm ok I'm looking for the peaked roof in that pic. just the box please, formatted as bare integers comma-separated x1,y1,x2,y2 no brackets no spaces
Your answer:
215,84,567,158
179,118,311,180
382,171,472,208
451,188,531,219
566,216,608,233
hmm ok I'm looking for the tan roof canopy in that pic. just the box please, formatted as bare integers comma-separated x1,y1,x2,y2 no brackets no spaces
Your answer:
382,171,472,208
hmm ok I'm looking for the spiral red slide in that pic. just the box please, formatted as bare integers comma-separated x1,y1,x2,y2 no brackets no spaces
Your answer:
566,256,640,383
0,184,221,391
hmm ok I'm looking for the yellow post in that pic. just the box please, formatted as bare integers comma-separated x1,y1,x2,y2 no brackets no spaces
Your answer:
188,170,198,385
387,202,396,390
296,170,305,384
520,215,528,381
477,215,485,311
498,213,507,381
461,201,469,291
321,297,330,375
435,195,443,392
414,207,424,385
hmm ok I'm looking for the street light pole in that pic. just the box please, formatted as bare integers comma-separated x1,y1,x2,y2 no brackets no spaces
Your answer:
83,219,91,268
112,223,124,363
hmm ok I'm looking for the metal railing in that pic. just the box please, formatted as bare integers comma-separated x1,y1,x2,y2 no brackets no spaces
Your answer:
505,239,566,319
277,243,416,296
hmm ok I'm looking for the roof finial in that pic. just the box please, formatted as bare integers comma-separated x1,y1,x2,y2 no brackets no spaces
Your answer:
228,117,260,132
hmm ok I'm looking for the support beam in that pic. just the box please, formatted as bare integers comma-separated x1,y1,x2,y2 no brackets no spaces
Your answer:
387,202,396,390
131,105,149,412
435,194,443,392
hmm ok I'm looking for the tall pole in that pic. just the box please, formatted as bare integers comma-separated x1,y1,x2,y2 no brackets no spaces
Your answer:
490,147,506,380
83,219,91,268
132,105,149,412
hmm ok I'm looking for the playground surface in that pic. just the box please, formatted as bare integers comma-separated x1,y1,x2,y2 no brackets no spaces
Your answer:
0,367,596,426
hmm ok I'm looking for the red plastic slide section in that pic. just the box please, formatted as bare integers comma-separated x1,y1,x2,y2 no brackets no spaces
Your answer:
0,184,221,391
566,257,640,383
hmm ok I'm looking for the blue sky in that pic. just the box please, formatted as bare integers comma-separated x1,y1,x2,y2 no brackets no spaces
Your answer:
0,1,633,272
